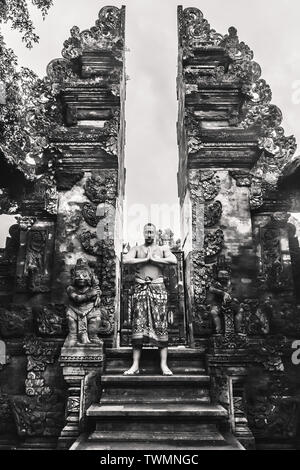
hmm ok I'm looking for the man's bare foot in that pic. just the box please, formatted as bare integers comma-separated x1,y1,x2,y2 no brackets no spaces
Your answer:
161,365,173,376
123,365,140,376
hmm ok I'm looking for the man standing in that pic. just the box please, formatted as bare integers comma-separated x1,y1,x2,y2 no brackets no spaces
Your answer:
123,223,177,375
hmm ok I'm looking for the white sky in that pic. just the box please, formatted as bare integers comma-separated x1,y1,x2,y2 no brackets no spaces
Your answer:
1,0,300,246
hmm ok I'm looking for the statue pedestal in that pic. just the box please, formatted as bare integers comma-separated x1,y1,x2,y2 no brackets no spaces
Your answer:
58,343,104,449
207,348,255,450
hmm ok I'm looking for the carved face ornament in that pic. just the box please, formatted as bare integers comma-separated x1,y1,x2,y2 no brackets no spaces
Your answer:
73,259,93,287
74,269,92,288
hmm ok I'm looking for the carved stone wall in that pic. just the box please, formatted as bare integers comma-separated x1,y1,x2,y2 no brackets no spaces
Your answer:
177,6,300,448
0,6,126,448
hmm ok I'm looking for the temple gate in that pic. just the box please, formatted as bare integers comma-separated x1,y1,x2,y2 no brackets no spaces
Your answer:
0,4,299,451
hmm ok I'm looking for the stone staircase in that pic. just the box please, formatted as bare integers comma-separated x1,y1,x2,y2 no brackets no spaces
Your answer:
71,348,244,450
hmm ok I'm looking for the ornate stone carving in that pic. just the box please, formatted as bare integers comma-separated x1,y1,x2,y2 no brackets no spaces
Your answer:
180,7,223,54
84,171,118,205
101,111,120,155
187,135,202,154
93,239,116,336
204,201,222,227
35,175,58,215
189,170,221,202
191,250,212,330
16,221,55,294
230,171,252,187
0,306,33,338
249,176,263,210
179,6,297,200
62,6,124,60
211,331,247,350
35,304,67,337
64,259,102,347
240,299,270,336
46,58,77,82
219,26,254,62
24,229,48,293
208,262,246,349
188,169,224,333
23,336,59,397
82,202,101,228
58,355,103,447
11,394,65,437
245,369,298,440
204,229,224,259
79,230,101,256
260,227,287,291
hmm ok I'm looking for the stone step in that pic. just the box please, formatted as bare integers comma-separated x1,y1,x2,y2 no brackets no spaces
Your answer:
101,392,210,405
101,374,210,384
87,403,227,419
100,374,211,404
71,432,244,451
94,419,225,433
87,430,226,444
104,347,206,375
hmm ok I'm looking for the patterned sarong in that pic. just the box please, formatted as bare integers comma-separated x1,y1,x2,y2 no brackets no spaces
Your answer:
131,276,168,347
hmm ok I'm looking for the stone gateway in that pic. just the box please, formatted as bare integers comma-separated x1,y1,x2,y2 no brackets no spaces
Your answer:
0,4,299,451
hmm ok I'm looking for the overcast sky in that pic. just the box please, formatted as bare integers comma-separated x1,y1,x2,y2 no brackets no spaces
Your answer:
1,0,300,245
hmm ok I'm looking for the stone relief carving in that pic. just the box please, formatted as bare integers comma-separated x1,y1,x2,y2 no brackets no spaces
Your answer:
0,306,33,338
95,240,116,336
24,230,48,292
204,201,223,227
188,170,227,334
82,202,101,228
245,366,298,440
180,7,223,52
46,58,77,83
84,171,118,205
240,298,270,336
62,6,124,60
189,170,221,202
23,336,59,396
64,259,102,347
229,171,252,187
204,229,224,260
35,304,67,337
11,394,65,437
74,170,118,338
180,6,297,210
35,175,58,215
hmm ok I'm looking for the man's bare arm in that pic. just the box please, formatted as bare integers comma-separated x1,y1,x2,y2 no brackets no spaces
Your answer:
150,245,177,266
123,247,149,265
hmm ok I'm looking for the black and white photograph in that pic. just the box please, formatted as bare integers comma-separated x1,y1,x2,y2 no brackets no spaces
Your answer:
0,0,300,458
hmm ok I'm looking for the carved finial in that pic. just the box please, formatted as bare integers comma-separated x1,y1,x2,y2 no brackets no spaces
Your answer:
61,5,124,60
181,7,223,50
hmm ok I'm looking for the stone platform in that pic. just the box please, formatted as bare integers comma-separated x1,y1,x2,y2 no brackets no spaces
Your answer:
70,348,244,450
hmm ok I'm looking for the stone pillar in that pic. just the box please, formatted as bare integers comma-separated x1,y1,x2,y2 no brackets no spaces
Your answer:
177,7,299,449
207,351,255,449
58,344,104,449
47,6,126,348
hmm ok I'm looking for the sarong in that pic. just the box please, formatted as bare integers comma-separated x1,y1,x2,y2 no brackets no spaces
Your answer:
66,302,100,336
131,276,168,347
